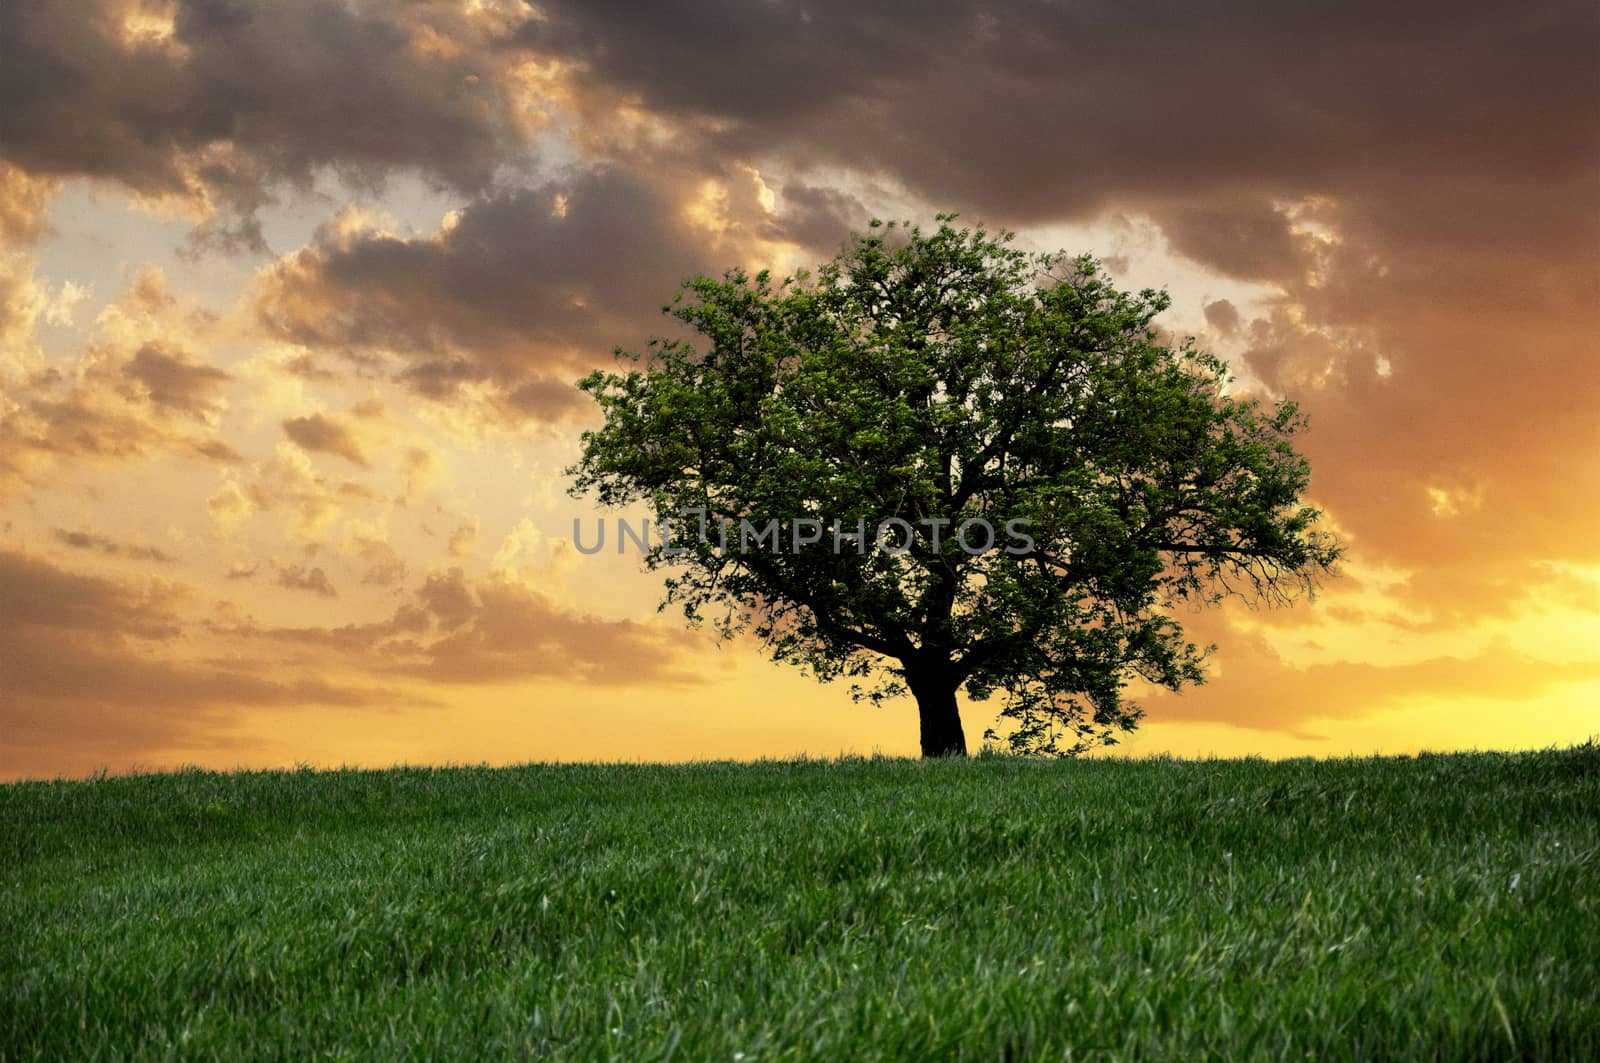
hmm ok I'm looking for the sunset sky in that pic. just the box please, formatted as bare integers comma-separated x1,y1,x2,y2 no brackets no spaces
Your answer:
2,0,1597,779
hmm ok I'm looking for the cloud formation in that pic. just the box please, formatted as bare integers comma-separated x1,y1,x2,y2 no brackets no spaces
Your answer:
228,566,707,688
0,550,403,777
253,165,859,422
275,563,338,598
0,0,537,247
1,0,1596,774
282,412,367,465
121,342,232,418
52,528,175,563
0,268,243,497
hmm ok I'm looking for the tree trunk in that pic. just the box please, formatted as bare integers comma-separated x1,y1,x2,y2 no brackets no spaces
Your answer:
907,670,967,758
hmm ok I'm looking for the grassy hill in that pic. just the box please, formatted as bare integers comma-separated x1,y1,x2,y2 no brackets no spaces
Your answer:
3,745,1597,1059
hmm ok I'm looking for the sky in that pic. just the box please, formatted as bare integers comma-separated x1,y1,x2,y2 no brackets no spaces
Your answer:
2,0,1597,780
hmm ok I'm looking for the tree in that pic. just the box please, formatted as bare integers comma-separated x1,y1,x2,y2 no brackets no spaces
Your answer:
569,218,1340,757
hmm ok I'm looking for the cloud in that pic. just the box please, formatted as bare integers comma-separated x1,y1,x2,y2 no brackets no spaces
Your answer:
211,441,379,544
407,572,702,685
0,0,536,245
447,522,478,559
252,169,690,416
0,252,46,379
52,528,175,563
0,548,182,639
416,568,477,631
0,267,242,496
0,550,407,778
275,563,337,598
208,478,256,536
349,534,408,588
1142,629,1600,737
1,380,244,497
121,342,232,418
282,412,366,465
3,0,1596,775
1153,197,1307,284
42,279,91,327
511,1,1596,222
1202,299,1240,337
230,566,707,688
252,162,860,424
0,162,58,247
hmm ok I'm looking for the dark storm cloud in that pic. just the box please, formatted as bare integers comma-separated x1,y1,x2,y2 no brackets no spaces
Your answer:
0,0,528,241
253,164,859,415
8,1,1593,275
256,169,681,364
1203,299,1241,338
1153,199,1307,284
514,0,1597,220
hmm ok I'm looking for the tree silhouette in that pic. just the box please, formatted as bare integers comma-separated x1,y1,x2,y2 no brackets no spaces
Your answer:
570,219,1340,756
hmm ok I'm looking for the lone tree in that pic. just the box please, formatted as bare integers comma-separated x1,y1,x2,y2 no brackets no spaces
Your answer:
570,219,1339,757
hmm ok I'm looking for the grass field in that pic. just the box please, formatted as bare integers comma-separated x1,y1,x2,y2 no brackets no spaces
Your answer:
3,745,1597,1060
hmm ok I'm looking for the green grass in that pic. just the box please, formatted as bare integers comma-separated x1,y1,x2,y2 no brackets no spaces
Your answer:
3,745,1597,1060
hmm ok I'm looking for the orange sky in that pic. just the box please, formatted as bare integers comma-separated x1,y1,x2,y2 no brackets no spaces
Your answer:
2,0,1597,779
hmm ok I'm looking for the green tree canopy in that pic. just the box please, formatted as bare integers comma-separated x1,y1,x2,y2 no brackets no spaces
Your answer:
569,218,1340,757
